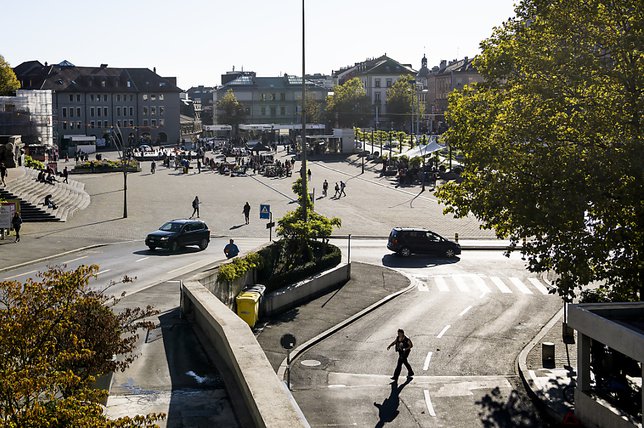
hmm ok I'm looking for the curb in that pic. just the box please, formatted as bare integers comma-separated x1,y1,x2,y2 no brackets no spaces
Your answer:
0,242,115,274
276,267,416,381
517,306,566,424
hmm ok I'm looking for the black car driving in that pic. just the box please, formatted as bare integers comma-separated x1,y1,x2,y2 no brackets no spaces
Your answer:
145,219,210,252
387,227,461,257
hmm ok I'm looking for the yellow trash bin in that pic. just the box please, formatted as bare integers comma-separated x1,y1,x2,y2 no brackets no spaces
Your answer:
236,290,261,328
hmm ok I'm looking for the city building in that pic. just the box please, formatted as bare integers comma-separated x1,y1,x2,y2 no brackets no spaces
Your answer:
186,85,215,125
0,90,53,146
13,60,182,147
213,71,327,126
332,54,416,128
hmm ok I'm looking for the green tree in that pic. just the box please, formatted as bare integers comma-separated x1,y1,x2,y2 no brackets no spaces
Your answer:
304,95,324,124
0,265,162,427
0,55,19,95
436,0,644,301
325,78,371,128
216,89,246,130
386,75,416,130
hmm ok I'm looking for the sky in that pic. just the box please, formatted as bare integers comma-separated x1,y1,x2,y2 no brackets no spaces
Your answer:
2,0,517,90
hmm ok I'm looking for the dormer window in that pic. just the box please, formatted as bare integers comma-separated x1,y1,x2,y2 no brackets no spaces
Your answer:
101,80,106,88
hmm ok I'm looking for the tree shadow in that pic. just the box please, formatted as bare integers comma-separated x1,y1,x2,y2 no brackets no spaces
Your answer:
373,377,412,428
476,386,548,427
381,254,460,268
229,224,245,230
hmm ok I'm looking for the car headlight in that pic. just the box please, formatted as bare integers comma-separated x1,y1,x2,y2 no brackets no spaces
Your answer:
160,236,169,241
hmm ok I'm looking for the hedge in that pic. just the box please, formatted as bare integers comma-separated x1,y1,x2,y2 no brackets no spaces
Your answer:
24,155,45,170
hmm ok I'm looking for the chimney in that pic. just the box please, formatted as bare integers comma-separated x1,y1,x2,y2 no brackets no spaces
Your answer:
153,67,156,74
100,63,108,68
44,61,48,66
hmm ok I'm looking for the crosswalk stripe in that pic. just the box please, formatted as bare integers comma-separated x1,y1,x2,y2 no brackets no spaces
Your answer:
434,276,449,292
528,278,550,295
452,275,470,292
510,277,533,294
490,276,513,293
469,274,490,294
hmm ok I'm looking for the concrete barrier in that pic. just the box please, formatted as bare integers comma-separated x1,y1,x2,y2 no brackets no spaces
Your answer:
263,263,351,316
181,280,307,428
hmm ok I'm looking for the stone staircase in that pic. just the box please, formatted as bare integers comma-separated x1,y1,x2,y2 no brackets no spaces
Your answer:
0,167,90,222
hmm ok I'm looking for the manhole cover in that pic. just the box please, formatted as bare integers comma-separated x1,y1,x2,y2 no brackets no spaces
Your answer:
300,359,321,367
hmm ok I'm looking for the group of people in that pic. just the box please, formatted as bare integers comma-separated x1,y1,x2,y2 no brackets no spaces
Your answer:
321,179,347,198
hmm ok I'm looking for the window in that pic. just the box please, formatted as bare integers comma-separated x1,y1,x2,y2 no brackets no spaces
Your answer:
270,106,276,116
117,94,121,102
143,94,148,101
103,107,108,116
101,80,106,88
375,78,381,88
159,119,165,126
103,94,107,102
127,80,131,88
62,122,67,129
90,94,95,102
143,119,148,126
129,120,134,127
271,93,276,101
129,107,134,116
375,92,381,103
69,94,74,102
97,108,101,117
62,108,67,118
90,121,95,128
386,79,392,87
159,94,164,100
76,94,81,102
117,120,121,127
261,93,266,101
280,93,285,101
280,106,286,116
261,106,266,115
76,121,81,129
129,94,134,101
151,107,156,116
116,107,121,116
151,119,156,127
159,106,164,116
143,106,148,116
151,94,156,101
104,120,108,128
76,107,81,117
69,108,74,118
90,107,95,117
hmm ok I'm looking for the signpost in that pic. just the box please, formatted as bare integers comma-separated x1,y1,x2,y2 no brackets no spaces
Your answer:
280,333,297,390
260,204,274,241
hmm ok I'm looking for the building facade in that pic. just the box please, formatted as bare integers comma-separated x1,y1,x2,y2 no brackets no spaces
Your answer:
213,73,327,126
0,89,53,146
13,60,181,146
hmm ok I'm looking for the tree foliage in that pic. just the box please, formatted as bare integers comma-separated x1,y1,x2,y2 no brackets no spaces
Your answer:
386,75,421,130
436,0,643,301
0,55,19,95
216,89,246,127
325,78,371,128
0,265,163,427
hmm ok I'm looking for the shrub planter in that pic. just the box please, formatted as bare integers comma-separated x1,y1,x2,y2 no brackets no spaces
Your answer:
71,160,140,174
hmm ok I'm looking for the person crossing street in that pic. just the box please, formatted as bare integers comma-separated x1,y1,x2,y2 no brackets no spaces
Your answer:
190,196,200,218
322,179,329,197
387,329,414,382
243,202,251,225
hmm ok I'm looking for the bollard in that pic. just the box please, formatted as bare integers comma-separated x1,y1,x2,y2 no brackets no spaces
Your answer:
454,233,459,243
542,342,555,367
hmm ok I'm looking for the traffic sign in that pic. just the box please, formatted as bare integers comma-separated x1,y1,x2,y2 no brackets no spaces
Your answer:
266,222,275,229
259,204,270,220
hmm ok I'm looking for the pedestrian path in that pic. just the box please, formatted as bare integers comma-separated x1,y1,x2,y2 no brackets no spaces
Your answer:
411,273,554,296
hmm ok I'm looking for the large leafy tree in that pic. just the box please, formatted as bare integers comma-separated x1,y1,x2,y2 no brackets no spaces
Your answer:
0,55,19,95
216,89,246,128
386,75,421,130
325,78,371,128
0,265,162,427
436,0,643,301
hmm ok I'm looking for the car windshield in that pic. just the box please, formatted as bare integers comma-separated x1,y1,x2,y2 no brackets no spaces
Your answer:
159,222,183,232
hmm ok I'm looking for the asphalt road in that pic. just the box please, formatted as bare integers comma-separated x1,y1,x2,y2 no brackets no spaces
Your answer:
291,240,561,427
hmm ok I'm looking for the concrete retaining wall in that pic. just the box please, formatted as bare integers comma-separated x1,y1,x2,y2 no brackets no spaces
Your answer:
190,262,256,308
263,263,351,316
181,280,307,428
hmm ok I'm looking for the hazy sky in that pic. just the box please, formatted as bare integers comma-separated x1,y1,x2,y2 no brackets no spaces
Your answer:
3,0,517,89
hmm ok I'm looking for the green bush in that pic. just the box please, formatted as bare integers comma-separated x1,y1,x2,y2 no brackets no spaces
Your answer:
24,155,45,170
217,252,262,283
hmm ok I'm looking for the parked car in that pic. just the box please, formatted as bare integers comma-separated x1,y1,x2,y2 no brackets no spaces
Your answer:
145,219,210,252
387,227,461,257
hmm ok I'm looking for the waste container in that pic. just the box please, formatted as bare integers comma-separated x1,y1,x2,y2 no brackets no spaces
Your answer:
236,285,265,328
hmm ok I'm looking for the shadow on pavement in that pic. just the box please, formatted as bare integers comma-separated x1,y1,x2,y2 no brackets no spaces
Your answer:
133,246,203,256
475,386,548,428
32,217,123,238
381,254,460,268
373,377,412,428
229,224,245,230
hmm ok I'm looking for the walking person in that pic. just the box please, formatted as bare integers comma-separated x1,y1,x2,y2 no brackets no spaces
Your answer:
334,182,340,198
339,180,347,197
190,196,200,218
62,166,69,184
307,168,312,182
322,179,329,197
151,160,156,174
12,211,22,243
243,202,251,225
197,159,201,173
0,162,7,186
387,329,414,382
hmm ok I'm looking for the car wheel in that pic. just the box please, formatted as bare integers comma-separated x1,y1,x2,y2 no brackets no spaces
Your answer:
170,241,179,253
445,248,455,258
198,238,209,251
399,247,411,257
148,245,156,251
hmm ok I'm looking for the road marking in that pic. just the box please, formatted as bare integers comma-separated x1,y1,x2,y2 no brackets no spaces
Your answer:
4,269,38,280
510,277,533,294
423,352,433,371
452,275,470,292
62,255,88,264
327,384,347,388
167,259,207,274
424,389,436,417
470,274,490,294
434,276,449,292
490,276,513,293
458,305,473,317
96,269,111,275
528,278,550,295
135,257,150,263
436,325,450,338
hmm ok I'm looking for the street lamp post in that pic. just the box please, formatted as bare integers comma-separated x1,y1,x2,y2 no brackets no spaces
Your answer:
300,0,308,221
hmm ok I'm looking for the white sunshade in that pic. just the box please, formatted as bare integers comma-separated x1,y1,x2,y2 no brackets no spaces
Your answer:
401,140,443,158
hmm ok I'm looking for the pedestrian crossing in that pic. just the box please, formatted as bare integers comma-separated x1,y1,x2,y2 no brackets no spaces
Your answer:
412,273,554,296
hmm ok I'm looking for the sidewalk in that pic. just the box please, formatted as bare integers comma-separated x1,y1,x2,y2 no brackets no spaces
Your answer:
519,309,579,425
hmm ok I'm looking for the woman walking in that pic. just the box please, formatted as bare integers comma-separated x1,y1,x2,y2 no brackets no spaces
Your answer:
12,211,22,243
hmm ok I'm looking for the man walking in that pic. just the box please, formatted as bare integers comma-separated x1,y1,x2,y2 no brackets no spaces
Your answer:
62,166,69,183
322,179,329,197
0,162,7,186
190,196,200,218
334,182,340,198
387,329,414,382
243,202,251,225
12,211,22,243
339,181,347,197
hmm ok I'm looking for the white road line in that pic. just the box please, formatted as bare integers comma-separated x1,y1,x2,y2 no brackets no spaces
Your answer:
167,259,207,274
424,389,436,417
62,255,88,264
135,257,150,263
4,269,38,280
452,275,470,292
490,276,513,293
423,352,433,371
470,274,490,294
96,269,111,275
510,277,533,294
434,276,449,292
458,305,473,317
528,278,550,295
436,325,451,338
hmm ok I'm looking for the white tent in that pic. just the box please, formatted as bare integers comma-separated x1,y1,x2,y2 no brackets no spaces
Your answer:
401,140,443,158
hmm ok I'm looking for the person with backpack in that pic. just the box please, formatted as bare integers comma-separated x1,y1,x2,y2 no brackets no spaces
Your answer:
387,329,414,382
339,180,347,197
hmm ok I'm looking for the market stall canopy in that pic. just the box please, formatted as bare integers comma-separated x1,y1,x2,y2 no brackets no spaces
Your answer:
401,140,443,158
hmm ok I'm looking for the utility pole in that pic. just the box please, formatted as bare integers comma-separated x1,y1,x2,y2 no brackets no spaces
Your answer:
300,0,308,221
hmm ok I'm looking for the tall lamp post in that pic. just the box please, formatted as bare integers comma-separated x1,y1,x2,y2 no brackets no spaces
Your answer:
300,0,308,221
110,126,128,218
